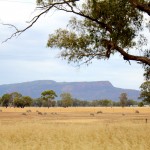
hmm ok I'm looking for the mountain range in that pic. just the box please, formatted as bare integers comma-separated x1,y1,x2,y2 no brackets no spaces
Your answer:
0,80,140,101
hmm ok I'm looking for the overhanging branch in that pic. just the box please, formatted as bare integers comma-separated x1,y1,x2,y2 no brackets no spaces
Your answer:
129,0,150,15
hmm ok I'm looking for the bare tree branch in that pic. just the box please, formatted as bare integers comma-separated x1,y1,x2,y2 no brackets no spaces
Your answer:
2,0,77,43
2,6,54,43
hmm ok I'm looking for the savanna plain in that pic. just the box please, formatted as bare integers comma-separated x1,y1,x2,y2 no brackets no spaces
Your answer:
0,107,150,150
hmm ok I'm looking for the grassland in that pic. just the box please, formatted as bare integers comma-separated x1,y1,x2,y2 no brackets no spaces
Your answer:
0,107,150,150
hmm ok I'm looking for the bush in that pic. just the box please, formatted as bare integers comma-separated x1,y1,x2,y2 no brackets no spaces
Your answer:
135,110,139,113
38,112,42,115
97,111,103,114
26,110,32,113
44,112,47,115
90,113,94,116
22,113,27,115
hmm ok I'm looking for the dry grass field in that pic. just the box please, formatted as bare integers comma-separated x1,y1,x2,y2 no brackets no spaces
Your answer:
0,107,150,150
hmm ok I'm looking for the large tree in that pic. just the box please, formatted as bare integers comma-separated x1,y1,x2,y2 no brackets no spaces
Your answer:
9,92,22,107
139,81,150,103
41,90,57,108
60,92,73,107
1,94,11,108
119,93,128,107
13,96,33,108
5,0,150,79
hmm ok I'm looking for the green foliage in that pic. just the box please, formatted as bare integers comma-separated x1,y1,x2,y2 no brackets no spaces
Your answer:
0,97,2,106
72,99,90,107
60,92,73,107
33,0,149,78
126,99,138,106
41,90,57,107
22,96,33,106
138,101,144,107
90,99,112,106
32,98,43,107
14,97,25,108
139,81,150,103
9,92,22,106
1,94,11,108
14,96,32,108
47,0,143,63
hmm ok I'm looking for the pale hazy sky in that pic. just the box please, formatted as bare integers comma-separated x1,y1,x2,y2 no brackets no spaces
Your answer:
0,0,146,90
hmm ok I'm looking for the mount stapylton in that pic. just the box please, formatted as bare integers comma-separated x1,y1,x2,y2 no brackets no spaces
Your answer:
0,80,140,101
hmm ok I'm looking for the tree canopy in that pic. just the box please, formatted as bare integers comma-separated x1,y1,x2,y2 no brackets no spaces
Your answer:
41,90,57,107
5,0,150,79
60,92,73,107
139,81,150,103
119,93,128,107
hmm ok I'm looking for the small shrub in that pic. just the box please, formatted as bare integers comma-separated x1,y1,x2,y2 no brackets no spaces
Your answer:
38,112,42,115
122,113,125,116
44,112,47,115
26,110,32,113
97,111,103,114
51,112,57,115
22,113,27,115
135,110,139,113
90,113,94,116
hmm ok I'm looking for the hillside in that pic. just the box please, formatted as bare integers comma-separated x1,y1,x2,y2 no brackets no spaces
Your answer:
0,80,140,101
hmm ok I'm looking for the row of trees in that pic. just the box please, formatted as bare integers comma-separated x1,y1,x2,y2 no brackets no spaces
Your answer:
0,83,149,108
0,92,33,108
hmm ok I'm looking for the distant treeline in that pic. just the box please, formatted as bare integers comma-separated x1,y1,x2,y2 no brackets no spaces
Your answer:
0,91,147,108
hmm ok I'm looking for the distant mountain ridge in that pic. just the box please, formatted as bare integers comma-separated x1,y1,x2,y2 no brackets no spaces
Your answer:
0,80,140,101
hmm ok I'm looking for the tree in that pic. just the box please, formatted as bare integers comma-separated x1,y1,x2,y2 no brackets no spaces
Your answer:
22,96,33,107
0,97,2,106
100,99,113,107
4,0,150,79
32,98,43,107
119,93,128,107
112,101,120,107
10,92,22,107
138,101,144,107
14,97,25,108
60,92,73,107
126,99,138,106
41,90,57,108
1,94,11,108
139,81,150,103
13,96,32,108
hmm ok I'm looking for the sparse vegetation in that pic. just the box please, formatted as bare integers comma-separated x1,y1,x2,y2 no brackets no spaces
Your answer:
90,113,94,116
43,112,47,115
22,112,26,115
26,110,32,113
0,107,150,150
135,110,140,113
38,111,43,115
97,111,103,114
122,113,125,116
0,91,145,107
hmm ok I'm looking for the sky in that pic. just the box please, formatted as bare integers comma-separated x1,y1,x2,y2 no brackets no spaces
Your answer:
0,0,146,90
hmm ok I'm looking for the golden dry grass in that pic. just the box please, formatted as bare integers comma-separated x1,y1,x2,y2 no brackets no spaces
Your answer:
0,107,150,150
